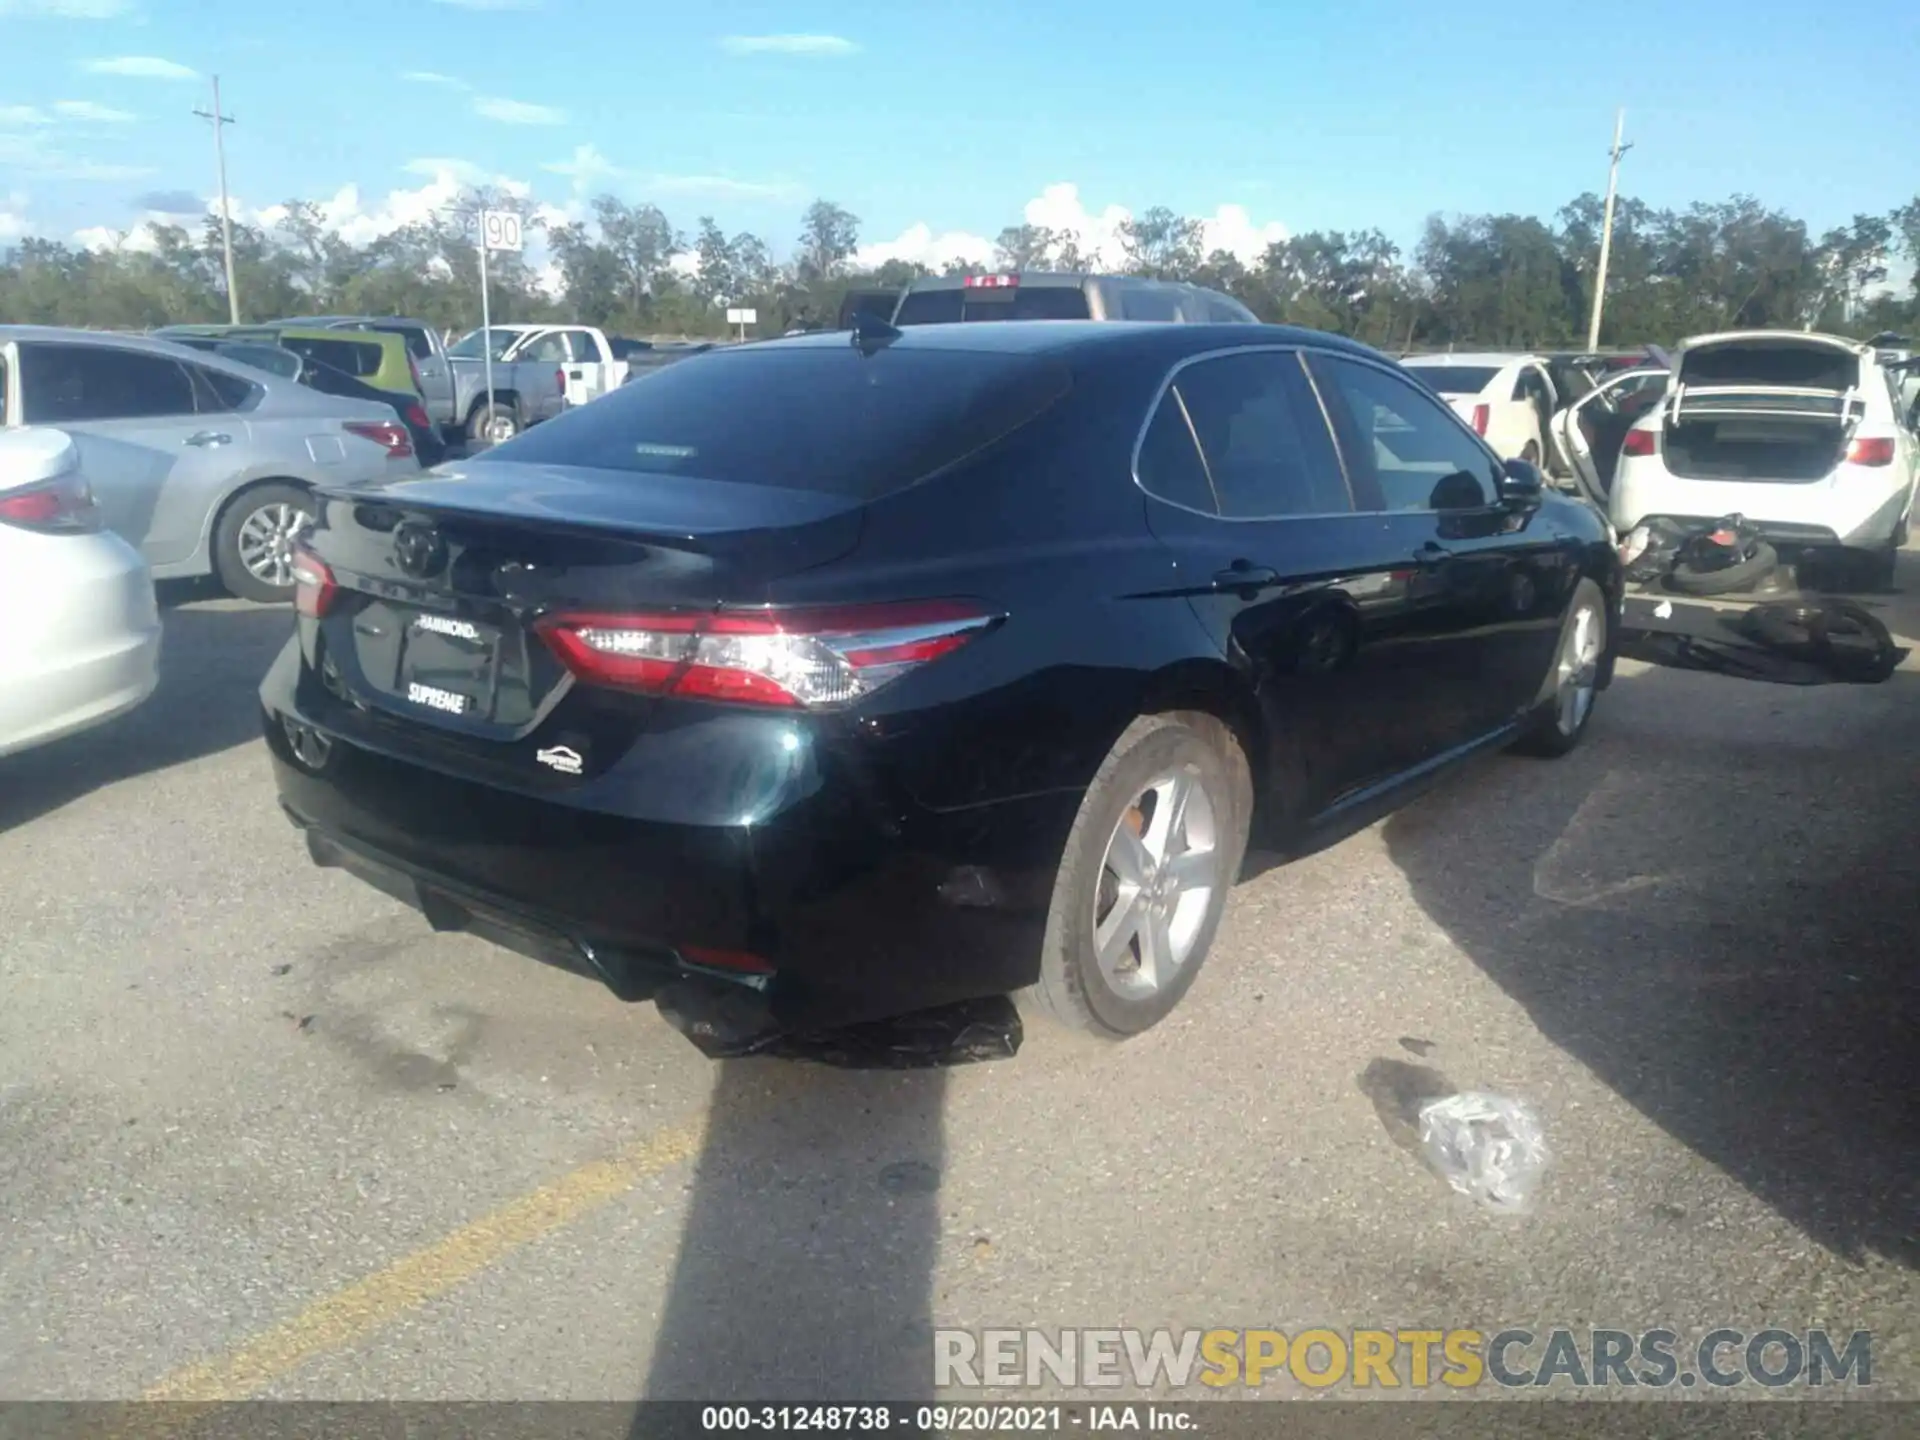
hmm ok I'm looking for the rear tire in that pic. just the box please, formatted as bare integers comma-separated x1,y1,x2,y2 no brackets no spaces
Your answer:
212,481,314,604
1511,579,1606,759
1024,712,1252,1040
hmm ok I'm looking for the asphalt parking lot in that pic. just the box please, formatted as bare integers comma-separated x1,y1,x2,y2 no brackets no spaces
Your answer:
2,563,1918,1405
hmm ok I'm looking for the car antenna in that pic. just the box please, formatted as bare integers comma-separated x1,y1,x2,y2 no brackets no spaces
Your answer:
849,310,902,354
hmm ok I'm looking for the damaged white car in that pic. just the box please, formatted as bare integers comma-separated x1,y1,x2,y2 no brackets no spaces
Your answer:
1604,331,1919,590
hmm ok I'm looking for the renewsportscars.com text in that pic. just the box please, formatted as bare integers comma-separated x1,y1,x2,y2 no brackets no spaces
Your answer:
934,1327,1874,1391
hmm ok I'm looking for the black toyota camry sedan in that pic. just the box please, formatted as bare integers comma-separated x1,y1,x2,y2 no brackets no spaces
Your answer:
262,320,1621,1047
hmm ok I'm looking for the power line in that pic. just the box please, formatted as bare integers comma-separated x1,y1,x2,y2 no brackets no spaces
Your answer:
192,75,240,324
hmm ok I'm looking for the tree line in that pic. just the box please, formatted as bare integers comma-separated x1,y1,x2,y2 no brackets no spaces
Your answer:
4,189,1917,350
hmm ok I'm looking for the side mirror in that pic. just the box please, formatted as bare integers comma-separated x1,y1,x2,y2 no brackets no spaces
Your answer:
1498,457,1546,505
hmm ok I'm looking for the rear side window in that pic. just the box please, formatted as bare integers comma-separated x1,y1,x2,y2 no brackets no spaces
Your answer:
189,364,262,412
894,286,1092,324
479,346,1074,499
1136,351,1351,518
18,342,197,423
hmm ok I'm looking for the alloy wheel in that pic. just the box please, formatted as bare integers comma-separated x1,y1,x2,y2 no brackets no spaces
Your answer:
236,502,312,590
1091,765,1222,999
1555,601,1603,736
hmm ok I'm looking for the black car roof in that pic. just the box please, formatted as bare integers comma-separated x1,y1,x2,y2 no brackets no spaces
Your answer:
747,319,1385,364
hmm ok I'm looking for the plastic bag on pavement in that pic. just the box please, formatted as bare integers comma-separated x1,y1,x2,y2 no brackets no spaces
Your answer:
1416,1092,1549,1215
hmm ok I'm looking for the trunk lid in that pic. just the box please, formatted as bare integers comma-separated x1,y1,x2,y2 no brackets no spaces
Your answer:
1663,333,1867,483
303,461,864,746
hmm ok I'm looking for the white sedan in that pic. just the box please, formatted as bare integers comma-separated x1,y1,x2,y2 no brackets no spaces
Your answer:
1399,352,1562,469
0,428,162,759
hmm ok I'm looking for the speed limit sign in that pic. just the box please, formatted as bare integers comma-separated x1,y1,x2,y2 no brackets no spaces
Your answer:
480,209,523,253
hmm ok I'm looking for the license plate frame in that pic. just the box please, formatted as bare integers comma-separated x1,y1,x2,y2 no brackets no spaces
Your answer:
395,609,503,720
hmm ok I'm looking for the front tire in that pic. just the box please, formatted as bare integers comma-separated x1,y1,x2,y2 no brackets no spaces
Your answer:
1025,712,1253,1039
1511,578,1606,758
213,482,314,603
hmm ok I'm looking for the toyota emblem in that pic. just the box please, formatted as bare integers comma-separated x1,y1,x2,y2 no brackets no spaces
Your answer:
393,521,446,579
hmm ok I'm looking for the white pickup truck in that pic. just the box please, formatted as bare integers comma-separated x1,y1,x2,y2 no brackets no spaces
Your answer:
445,324,654,441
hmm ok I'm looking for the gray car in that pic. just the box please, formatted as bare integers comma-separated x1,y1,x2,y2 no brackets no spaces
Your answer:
0,326,419,602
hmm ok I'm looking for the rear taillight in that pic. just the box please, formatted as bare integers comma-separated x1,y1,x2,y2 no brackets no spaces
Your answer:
536,600,1000,708
1622,428,1657,457
962,274,1019,289
1847,436,1895,467
344,419,414,458
405,403,431,430
0,473,99,533
556,367,566,396
291,546,337,619
1471,404,1490,436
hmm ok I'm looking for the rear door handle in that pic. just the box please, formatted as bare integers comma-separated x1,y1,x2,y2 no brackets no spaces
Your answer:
1214,561,1282,593
185,430,231,447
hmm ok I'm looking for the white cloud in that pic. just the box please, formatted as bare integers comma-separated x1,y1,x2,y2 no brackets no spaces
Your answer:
82,55,197,80
720,34,858,56
0,0,135,16
854,182,1290,273
54,99,137,122
1198,204,1289,266
472,95,564,126
854,222,993,271
402,71,468,89
73,219,164,252
0,106,52,126
0,192,30,239
542,144,797,203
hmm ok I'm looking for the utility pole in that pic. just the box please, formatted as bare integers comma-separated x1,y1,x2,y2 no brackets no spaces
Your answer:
1586,108,1632,352
194,75,240,324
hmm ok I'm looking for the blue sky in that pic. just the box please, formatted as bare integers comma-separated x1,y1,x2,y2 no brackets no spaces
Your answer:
2,0,1917,275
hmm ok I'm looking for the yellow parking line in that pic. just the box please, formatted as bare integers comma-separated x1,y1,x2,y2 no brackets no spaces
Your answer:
140,1118,708,1403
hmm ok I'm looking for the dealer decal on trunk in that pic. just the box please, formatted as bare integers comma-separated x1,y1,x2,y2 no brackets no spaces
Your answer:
406,682,469,714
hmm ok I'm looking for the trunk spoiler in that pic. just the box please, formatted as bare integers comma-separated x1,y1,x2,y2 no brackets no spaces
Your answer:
1667,382,1866,430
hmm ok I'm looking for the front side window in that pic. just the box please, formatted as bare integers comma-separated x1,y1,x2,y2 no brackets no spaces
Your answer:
1308,354,1499,513
18,342,196,424
1136,351,1351,518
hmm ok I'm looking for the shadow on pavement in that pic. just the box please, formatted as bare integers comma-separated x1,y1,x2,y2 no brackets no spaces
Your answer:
0,595,291,834
636,1062,947,1406
1382,661,1920,1268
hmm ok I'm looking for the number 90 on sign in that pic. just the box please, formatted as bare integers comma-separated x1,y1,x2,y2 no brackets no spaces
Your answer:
481,209,523,253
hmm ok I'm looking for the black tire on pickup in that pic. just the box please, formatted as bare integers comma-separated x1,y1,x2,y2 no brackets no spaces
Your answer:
466,396,520,448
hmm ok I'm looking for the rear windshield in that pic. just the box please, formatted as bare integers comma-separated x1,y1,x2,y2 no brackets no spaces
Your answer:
476,345,1073,498
1403,365,1498,395
1682,345,1859,391
894,286,1093,325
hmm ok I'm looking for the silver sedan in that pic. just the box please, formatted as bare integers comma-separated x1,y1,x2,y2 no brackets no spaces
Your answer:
0,326,421,602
